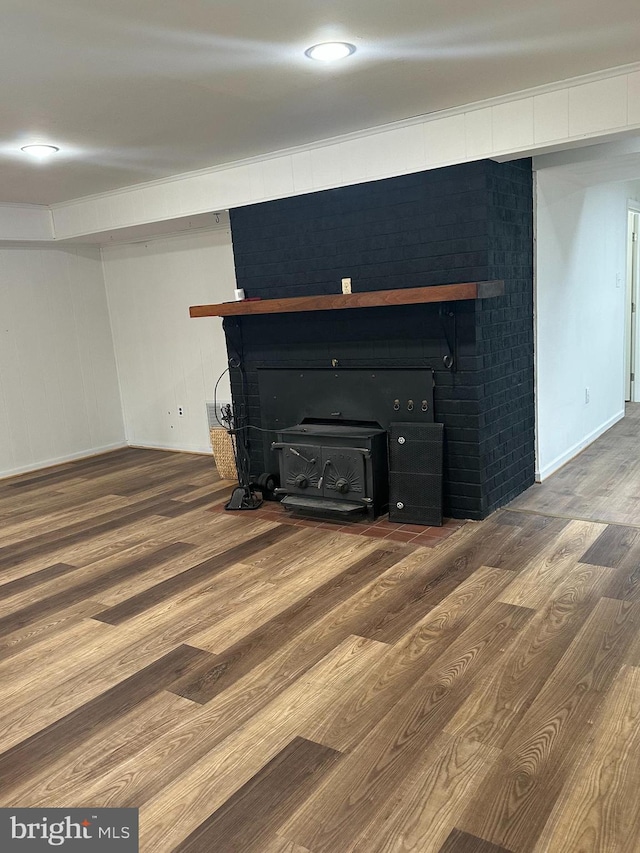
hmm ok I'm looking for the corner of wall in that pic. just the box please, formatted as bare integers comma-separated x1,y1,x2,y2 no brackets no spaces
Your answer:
99,245,129,445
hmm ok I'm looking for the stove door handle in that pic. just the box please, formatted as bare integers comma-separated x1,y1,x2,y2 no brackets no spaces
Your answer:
270,442,316,463
329,446,371,458
288,447,317,464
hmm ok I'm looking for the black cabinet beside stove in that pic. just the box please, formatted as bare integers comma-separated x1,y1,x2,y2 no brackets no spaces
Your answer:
388,421,444,525
272,423,388,521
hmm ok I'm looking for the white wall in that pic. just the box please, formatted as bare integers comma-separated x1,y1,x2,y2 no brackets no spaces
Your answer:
535,171,640,479
0,246,124,478
102,229,237,453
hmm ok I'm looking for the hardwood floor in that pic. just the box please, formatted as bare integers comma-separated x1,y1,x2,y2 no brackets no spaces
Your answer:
509,403,640,527
1,441,640,852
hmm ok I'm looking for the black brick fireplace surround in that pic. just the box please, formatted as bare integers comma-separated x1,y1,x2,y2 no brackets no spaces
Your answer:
225,158,534,520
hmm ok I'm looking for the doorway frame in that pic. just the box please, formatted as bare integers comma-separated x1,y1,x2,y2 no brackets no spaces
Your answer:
626,200,640,403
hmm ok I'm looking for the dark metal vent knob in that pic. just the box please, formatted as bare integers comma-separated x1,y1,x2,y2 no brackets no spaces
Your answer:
335,478,350,494
295,474,308,488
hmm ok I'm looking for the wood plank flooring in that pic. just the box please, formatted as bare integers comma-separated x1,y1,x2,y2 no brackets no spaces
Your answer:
509,402,640,527
1,442,640,851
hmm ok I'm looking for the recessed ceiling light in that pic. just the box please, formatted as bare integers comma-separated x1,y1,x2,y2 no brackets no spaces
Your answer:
305,42,356,62
20,144,60,159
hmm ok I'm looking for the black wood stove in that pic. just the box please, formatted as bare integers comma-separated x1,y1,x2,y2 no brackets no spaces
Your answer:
272,422,388,521
257,367,436,522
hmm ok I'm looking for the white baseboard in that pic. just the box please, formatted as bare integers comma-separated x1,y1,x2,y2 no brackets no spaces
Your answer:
0,441,128,481
127,441,213,455
536,409,624,481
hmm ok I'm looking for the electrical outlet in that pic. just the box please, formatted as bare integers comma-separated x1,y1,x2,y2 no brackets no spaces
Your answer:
585,387,590,404
341,277,352,294
178,406,185,417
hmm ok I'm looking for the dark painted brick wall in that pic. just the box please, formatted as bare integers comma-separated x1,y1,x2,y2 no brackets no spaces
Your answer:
226,159,534,519
478,159,535,514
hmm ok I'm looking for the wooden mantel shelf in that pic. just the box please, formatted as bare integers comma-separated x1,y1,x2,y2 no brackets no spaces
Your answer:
189,280,504,319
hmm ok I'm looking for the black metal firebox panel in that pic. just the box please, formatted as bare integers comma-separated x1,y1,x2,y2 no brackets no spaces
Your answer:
258,367,433,474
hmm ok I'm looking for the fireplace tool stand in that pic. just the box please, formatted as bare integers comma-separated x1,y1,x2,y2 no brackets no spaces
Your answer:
219,404,263,511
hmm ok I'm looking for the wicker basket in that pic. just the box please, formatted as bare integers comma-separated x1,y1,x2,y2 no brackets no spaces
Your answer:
209,428,237,480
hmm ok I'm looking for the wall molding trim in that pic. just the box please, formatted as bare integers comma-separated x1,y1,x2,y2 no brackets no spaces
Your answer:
0,442,128,482
45,62,640,242
127,442,212,456
51,60,640,213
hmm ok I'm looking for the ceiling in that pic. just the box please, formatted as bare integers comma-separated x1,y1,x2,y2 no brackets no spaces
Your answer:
2,0,640,206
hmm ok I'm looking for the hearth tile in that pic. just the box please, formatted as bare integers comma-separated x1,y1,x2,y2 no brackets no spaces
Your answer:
383,531,420,542
411,533,443,546
360,527,392,539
